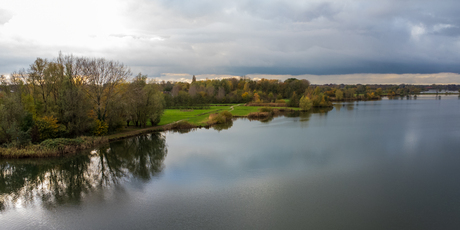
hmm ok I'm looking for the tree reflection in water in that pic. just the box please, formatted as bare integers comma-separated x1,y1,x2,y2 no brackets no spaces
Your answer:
212,120,233,131
0,133,167,211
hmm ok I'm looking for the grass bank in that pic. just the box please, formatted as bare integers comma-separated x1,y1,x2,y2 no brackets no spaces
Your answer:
107,104,298,141
1,104,300,159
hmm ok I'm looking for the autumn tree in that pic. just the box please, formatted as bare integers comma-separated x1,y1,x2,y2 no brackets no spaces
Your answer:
299,95,313,111
81,57,131,122
126,74,164,127
335,89,344,100
28,58,51,115
287,92,299,107
56,54,93,136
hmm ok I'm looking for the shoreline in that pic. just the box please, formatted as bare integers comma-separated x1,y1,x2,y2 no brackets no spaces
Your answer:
0,102,365,159
0,107,295,159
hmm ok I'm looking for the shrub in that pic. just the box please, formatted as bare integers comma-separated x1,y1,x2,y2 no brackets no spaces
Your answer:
40,138,84,150
219,110,233,120
93,119,109,136
208,110,233,125
209,113,226,124
259,107,273,113
275,99,286,103
150,116,161,126
36,116,60,141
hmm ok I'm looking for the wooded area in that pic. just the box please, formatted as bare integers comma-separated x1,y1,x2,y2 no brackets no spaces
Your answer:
0,53,163,147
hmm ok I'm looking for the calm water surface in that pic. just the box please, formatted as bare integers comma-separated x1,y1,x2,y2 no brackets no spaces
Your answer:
1,95,460,229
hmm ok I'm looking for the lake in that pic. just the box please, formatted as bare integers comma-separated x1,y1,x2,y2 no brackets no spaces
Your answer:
1,95,460,230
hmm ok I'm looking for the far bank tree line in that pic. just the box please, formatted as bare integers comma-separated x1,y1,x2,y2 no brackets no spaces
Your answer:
0,54,164,147
157,76,442,109
1,53,455,147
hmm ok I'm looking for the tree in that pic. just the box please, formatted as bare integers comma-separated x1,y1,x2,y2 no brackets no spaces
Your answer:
299,96,313,111
28,58,50,115
126,74,164,127
0,89,30,146
335,89,344,100
243,82,250,92
288,92,299,107
81,58,131,122
188,85,197,97
216,87,225,101
56,54,93,136
192,75,196,83
253,92,261,102
268,92,274,102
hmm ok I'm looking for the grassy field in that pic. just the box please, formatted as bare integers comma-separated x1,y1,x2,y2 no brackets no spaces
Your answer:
158,105,234,126
231,105,260,116
157,104,301,126
109,104,300,142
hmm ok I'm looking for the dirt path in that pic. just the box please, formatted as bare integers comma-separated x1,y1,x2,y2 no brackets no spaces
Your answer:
230,104,240,111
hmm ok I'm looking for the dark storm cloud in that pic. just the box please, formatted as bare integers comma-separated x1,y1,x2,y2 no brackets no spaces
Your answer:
121,0,460,77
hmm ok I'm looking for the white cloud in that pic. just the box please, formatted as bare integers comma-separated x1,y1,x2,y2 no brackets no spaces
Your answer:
410,24,426,40
433,23,455,32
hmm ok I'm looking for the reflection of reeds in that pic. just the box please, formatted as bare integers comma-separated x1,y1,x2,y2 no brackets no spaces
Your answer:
248,112,270,118
168,120,196,129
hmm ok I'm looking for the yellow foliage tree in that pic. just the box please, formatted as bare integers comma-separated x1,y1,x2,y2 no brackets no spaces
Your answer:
242,92,249,100
299,96,313,111
253,93,261,102
36,116,60,140
93,119,109,136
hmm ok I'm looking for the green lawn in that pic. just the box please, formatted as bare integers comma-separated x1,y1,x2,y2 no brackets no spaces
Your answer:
158,104,301,126
230,105,260,116
158,106,233,126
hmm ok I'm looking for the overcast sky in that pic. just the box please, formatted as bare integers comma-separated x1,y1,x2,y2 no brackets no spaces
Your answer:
1,0,460,84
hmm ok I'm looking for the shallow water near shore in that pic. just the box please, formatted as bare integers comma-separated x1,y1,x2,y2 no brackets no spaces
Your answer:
1,95,460,230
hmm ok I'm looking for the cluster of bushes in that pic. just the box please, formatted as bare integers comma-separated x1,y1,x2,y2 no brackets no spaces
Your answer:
208,111,233,125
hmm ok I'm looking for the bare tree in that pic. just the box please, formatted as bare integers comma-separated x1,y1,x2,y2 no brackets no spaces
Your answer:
206,85,215,97
217,87,225,100
171,84,180,97
28,58,50,113
81,58,131,121
188,85,197,97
